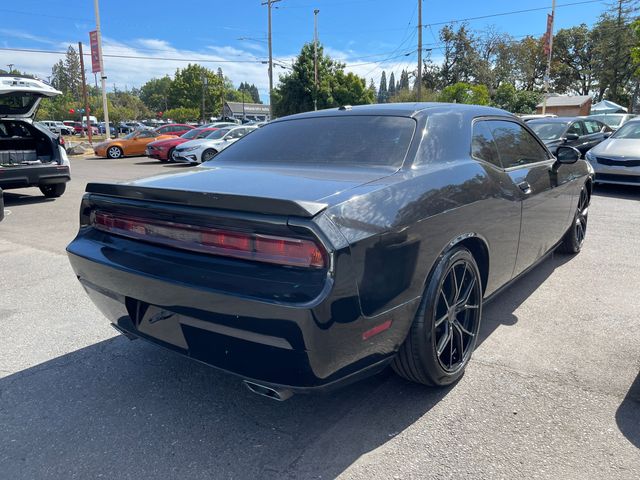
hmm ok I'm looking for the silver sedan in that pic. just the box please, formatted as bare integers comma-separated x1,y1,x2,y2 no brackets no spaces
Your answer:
585,120,640,186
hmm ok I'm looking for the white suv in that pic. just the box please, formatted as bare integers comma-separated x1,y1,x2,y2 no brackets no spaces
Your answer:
0,75,71,198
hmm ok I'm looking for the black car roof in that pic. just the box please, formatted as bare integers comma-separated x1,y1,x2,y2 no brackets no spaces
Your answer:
273,103,513,122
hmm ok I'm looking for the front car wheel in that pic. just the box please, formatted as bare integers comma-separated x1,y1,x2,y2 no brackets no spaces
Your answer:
392,246,483,386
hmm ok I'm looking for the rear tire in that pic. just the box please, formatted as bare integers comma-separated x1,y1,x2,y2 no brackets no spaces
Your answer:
558,184,589,254
107,146,123,159
392,247,483,386
40,183,66,198
164,148,175,163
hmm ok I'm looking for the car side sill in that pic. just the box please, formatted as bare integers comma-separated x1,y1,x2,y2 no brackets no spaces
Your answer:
484,239,563,305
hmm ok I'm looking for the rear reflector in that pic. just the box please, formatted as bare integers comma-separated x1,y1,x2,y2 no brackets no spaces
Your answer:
362,320,393,341
92,211,326,268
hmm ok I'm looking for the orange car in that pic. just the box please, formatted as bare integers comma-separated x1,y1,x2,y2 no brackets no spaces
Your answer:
94,130,176,158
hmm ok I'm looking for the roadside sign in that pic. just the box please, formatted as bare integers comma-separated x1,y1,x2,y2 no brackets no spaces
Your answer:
89,31,100,73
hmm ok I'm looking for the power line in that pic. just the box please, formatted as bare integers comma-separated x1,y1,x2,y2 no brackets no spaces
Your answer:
0,47,265,64
422,0,605,28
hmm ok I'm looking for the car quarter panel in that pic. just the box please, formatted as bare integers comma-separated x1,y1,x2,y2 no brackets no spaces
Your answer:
325,159,522,319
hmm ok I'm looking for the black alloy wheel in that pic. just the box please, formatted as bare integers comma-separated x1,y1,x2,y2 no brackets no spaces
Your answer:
393,247,483,386
559,184,589,254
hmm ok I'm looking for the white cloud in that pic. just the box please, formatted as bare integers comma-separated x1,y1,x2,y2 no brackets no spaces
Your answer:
0,28,425,102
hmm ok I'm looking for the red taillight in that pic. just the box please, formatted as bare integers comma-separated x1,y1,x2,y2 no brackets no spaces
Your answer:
59,136,65,147
92,211,326,269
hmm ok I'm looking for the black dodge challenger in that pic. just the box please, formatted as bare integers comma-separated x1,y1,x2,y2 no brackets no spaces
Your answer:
67,103,593,400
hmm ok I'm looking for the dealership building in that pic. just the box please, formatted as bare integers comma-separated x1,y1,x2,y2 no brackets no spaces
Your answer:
222,101,270,122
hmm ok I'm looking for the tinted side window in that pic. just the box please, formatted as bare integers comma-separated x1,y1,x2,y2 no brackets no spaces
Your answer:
584,120,603,134
567,122,584,136
471,121,502,168
487,120,549,168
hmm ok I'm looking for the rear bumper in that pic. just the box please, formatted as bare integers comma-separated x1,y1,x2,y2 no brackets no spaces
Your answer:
67,237,417,391
0,164,70,190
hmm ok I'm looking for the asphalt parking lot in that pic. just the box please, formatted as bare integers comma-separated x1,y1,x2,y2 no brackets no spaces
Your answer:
1,155,639,479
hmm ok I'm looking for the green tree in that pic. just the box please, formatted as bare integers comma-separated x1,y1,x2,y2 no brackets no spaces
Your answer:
140,76,172,113
163,107,200,123
552,25,597,95
273,43,374,116
332,71,375,106
168,64,224,120
377,71,388,103
439,82,490,105
491,83,541,113
388,72,396,98
50,45,82,98
592,0,638,104
399,69,410,90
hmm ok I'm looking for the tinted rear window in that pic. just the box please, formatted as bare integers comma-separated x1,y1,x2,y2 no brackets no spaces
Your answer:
210,116,416,167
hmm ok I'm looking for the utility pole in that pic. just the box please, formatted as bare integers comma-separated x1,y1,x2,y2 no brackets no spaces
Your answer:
262,0,281,119
314,9,319,111
78,42,92,143
417,0,422,101
219,70,224,121
93,0,110,139
202,73,207,124
542,0,556,115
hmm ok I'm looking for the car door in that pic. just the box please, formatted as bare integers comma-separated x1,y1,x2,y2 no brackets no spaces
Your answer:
486,119,574,276
582,119,608,152
129,131,156,155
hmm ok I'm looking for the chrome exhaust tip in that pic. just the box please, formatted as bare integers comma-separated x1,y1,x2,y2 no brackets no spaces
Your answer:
243,380,293,401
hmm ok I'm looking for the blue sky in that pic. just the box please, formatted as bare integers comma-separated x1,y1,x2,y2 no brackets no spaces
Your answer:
0,0,610,101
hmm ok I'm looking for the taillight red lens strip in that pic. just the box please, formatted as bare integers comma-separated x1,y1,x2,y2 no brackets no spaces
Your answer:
92,211,325,269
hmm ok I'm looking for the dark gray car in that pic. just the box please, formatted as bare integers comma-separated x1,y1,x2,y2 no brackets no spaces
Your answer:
528,117,612,157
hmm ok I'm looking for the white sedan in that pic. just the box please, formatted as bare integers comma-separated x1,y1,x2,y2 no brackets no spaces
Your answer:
173,126,257,164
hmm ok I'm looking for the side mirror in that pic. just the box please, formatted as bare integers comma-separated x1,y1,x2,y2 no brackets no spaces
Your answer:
603,131,612,138
554,146,581,167
564,133,580,141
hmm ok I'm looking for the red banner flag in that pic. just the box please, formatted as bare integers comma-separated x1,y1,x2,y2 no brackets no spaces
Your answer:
89,30,100,73
543,13,554,56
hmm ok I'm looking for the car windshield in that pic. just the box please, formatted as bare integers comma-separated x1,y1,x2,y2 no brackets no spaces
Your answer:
181,129,204,139
529,122,569,141
122,132,137,140
209,116,416,167
611,122,640,139
206,128,230,139
593,115,624,128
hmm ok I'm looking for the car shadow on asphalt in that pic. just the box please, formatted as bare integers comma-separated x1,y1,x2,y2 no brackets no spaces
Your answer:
1,192,54,206
0,252,579,479
592,183,640,200
615,372,640,449
478,252,573,347
0,337,452,479
134,160,168,166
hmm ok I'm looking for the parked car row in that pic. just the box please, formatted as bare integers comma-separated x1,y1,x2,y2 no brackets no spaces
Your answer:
527,116,640,186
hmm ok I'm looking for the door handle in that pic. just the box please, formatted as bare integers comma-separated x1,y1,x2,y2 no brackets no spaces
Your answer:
517,181,532,194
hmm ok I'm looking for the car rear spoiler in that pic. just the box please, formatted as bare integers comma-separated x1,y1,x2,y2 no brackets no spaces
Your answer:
85,182,329,218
